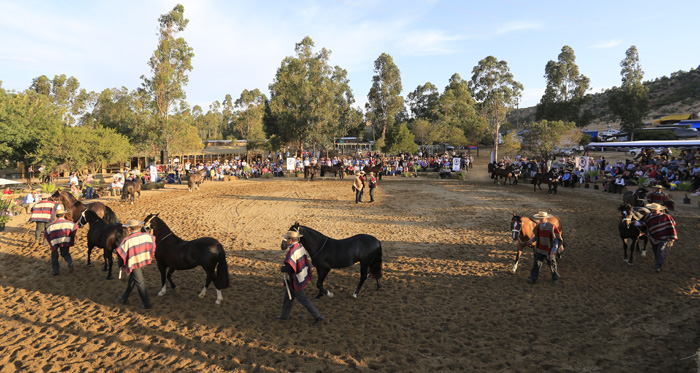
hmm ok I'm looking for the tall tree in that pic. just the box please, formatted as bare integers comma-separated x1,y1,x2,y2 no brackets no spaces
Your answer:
522,120,581,158
268,37,355,153
388,122,418,154
407,82,439,121
366,53,403,151
535,45,590,124
29,74,91,125
439,73,482,144
608,45,650,140
140,4,195,154
469,56,522,162
234,89,267,149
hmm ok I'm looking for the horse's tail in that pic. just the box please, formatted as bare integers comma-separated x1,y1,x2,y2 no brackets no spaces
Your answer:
369,243,383,279
216,243,230,289
103,205,119,224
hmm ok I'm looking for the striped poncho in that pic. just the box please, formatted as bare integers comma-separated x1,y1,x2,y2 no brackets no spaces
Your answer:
640,213,677,245
44,218,77,251
116,232,156,274
534,222,561,256
29,200,57,223
284,242,313,291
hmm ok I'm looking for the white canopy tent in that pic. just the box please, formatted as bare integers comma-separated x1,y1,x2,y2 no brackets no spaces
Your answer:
0,178,22,186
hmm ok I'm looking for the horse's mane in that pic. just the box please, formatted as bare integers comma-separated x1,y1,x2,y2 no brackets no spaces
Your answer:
55,189,77,204
146,214,181,241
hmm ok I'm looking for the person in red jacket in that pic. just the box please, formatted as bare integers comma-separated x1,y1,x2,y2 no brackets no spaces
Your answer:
44,204,77,275
636,203,677,273
116,219,157,309
29,195,57,245
526,211,563,285
277,229,323,325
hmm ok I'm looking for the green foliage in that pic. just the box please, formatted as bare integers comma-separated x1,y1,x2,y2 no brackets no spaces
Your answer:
39,182,58,194
469,56,523,161
366,53,404,151
439,73,483,144
608,46,650,140
499,130,522,158
535,45,591,124
140,4,195,153
677,181,692,192
268,37,357,152
522,120,580,158
637,130,676,140
579,133,592,146
388,122,418,154
407,82,439,121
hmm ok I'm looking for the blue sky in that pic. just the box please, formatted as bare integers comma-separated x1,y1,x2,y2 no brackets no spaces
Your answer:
1,0,698,112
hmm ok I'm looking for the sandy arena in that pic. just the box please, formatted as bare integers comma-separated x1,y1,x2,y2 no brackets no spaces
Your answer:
1,156,699,372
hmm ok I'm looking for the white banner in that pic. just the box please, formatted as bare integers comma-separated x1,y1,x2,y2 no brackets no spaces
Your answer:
150,165,158,183
575,156,588,171
286,157,296,171
452,158,461,172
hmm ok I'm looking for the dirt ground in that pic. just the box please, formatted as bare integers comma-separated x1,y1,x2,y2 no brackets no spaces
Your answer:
1,154,699,372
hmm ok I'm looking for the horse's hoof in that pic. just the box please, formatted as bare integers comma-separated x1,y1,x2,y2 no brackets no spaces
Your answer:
215,299,221,305
352,293,357,298
641,251,646,257
327,291,334,298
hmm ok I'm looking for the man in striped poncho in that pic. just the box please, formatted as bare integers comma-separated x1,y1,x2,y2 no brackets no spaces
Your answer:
636,203,678,273
526,211,563,285
44,204,77,275
278,230,323,326
116,219,156,309
29,193,57,245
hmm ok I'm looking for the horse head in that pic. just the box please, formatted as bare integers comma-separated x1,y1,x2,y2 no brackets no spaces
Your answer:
143,213,161,233
50,190,62,202
510,213,523,241
635,187,648,199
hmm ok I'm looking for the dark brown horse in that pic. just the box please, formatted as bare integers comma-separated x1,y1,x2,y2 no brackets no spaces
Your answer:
532,170,560,194
304,165,317,181
491,164,515,185
320,164,345,179
143,213,230,304
77,209,124,279
509,213,564,273
363,162,383,175
188,172,204,192
617,204,648,265
622,187,648,207
51,189,118,224
121,181,141,204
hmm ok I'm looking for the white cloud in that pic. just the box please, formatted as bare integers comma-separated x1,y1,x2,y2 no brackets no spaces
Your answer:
396,30,467,56
590,39,623,49
520,87,545,108
496,21,542,35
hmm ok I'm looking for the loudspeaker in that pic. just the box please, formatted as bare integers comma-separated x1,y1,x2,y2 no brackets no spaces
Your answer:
160,150,168,165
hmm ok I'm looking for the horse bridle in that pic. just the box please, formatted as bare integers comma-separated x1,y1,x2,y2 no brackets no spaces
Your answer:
77,210,87,228
143,215,173,245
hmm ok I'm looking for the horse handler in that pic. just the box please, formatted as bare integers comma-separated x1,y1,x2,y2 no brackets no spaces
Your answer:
278,230,324,326
116,220,156,309
368,172,377,203
29,193,57,245
636,203,677,273
526,211,563,285
44,204,77,275
353,171,365,204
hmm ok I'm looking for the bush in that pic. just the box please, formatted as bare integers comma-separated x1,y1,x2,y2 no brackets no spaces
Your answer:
637,130,676,140
456,172,467,180
262,173,273,179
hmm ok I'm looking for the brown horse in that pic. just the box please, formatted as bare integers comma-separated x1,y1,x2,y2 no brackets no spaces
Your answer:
622,187,648,208
320,164,344,180
531,170,560,194
51,189,119,224
121,181,141,204
304,165,317,181
491,165,515,185
41,171,60,183
509,213,564,273
188,172,204,192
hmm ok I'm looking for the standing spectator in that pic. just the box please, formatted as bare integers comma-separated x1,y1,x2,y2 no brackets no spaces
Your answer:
526,211,563,285
353,171,365,204
116,219,157,309
29,194,57,246
44,204,77,275
277,229,323,325
85,173,95,199
636,203,677,273
368,172,377,203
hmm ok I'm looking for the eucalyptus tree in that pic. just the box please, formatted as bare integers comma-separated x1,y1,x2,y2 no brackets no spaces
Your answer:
469,56,522,161
268,37,356,153
234,89,267,149
140,4,195,153
407,82,439,121
535,45,590,124
29,74,91,125
439,73,483,145
608,45,649,140
366,53,403,151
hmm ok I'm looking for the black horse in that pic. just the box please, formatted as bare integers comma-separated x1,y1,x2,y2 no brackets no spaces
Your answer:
304,165,318,181
77,209,124,279
287,222,382,299
491,164,515,185
622,187,648,207
121,181,141,204
143,213,230,304
617,204,648,265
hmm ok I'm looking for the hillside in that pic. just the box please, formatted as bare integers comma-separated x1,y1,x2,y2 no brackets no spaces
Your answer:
509,65,700,131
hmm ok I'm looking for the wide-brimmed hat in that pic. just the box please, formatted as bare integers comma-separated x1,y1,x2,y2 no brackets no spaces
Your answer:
533,211,552,219
645,203,664,211
360,171,365,175
652,185,663,189
55,204,66,215
282,230,303,239
122,219,144,228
